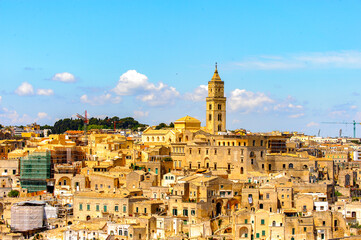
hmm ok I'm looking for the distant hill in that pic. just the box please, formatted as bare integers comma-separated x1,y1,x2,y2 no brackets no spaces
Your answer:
50,117,147,134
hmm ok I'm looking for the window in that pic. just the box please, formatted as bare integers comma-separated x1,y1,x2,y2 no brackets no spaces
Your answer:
136,207,139,213
214,163,217,170
79,204,83,211
173,209,178,216
245,219,248,224
283,164,286,169
155,168,158,174
251,159,254,164
218,104,221,110
261,219,265,225
253,140,256,146
144,208,147,214
260,140,263,146
115,205,119,212
183,209,188,216
323,221,325,226
256,233,260,238
103,205,107,212
228,149,231,155
304,227,307,232
191,210,195,216
123,205,126,213
292,228,295,234
228,163,231,170
289,163,294,169
266,193,269,199
87,204,90,211
96,205,99,211
214,149,217,155
262,230,265,236
209,114,212,121
209,104,212,110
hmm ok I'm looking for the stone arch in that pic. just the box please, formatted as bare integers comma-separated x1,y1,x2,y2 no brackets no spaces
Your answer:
239,227,248,238
58,176,71,186
226,198,240,211
216,202,222,216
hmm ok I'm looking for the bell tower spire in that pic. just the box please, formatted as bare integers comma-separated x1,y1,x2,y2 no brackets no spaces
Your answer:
206,63,227,134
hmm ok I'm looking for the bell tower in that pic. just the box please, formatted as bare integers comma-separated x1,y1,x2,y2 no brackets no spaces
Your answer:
206,63,226,134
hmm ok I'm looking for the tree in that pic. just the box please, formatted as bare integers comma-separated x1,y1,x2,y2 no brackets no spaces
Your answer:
155,123,168,130
8,190,19,197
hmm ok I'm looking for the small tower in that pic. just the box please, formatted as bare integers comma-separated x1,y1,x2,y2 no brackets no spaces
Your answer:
206,63,226,134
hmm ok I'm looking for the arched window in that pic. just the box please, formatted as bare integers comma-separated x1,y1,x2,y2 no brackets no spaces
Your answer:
250,151,255,157
240,167,244,174
209,114,212,121
218,114,222,121
209,104,212,110
289,163,294,169
218,125,222,131
272,221,276,226
218,104,221,110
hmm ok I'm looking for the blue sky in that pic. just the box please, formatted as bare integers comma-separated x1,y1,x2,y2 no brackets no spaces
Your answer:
1,1,361,137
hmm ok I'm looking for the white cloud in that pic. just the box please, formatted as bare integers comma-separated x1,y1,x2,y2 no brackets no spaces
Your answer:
80,93,121,106
138,86,180,106
52,72,76,82
273,103,303,112
288,113,304,118
233,51,361,70
0,108,32,125
15,82,34,96
184,85,208,102
228,89,274,112
37,89,54,96
307,121,320,127
113,70,151,95
37,112,48,119
133,110,149,119
112,70,180,106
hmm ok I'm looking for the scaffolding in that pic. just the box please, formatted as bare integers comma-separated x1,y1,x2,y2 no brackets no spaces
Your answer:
20,151,51,192
11,201,45,232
